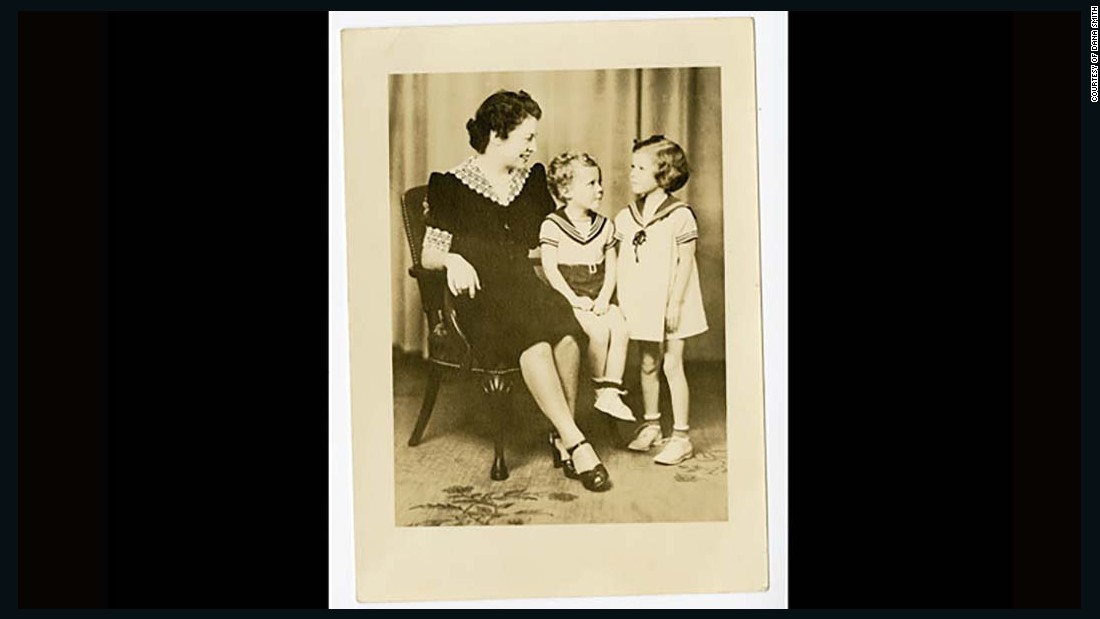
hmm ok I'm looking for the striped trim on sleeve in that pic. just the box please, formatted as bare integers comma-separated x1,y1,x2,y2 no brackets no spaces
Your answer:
539,218,561,247
604,221,617,250
675,230,698,244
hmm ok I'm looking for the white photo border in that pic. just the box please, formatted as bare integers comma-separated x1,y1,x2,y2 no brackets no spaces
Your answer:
329,11,788,609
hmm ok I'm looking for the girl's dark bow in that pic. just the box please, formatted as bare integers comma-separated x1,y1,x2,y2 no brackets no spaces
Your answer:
632,229,647,262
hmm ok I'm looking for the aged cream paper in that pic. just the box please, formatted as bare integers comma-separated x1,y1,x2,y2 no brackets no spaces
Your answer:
341,17,767,603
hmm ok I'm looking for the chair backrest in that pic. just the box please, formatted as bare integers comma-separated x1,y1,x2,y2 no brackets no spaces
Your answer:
399,185,443,315
399,185,430,268
399,184,470,367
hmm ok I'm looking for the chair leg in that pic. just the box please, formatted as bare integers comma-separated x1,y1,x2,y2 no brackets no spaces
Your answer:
483,374,513,481
407,363,443,447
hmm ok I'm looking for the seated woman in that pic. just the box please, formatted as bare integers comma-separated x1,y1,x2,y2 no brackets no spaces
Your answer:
420,89,612,492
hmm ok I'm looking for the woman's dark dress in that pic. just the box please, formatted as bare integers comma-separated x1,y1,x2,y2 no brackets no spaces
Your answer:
425,161,583,368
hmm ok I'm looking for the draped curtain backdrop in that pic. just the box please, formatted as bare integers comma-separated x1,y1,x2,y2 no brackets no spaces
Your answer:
390,68,725,361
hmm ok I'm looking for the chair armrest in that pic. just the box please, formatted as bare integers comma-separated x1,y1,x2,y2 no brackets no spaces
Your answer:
412,260,539,276
408,265,443,280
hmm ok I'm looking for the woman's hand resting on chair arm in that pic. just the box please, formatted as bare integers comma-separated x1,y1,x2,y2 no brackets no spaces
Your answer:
423,245,481,299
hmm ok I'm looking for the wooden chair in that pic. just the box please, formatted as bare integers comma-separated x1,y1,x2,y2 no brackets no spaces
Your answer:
398,185,519,481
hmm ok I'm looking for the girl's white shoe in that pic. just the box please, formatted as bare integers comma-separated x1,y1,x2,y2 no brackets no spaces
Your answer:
627,422,663,451
653,436,694,465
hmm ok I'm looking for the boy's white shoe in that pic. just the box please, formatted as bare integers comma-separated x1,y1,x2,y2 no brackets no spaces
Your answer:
627,423,663,452
654,436,694,465
594,388,635,422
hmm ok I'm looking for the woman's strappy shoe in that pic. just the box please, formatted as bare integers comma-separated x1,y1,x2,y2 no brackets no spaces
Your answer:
566,440,612,492
549,432,578,479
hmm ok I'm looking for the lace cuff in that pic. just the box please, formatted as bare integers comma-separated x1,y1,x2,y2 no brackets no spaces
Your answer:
423,226,453,254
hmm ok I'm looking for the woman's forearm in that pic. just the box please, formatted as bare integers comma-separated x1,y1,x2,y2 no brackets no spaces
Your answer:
422,246,447,271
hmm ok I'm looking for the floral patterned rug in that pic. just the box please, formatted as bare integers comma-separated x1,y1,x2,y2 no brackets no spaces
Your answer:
393,354,731,526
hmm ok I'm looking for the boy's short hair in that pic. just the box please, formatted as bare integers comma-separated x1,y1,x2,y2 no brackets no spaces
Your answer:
546,151,601,203
632,135,690,193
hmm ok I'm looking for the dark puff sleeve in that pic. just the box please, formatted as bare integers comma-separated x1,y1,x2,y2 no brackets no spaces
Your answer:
529,163,556,219
519,163,557,249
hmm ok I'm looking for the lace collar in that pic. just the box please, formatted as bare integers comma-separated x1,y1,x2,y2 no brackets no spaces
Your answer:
448,157,531,207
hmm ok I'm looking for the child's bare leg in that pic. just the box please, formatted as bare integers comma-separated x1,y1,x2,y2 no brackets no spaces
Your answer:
604,306,630,383
639,341,662,421
653,338,693,464
573,310,610,379
663,339,689,436
580,310,634,421
627,340,664,451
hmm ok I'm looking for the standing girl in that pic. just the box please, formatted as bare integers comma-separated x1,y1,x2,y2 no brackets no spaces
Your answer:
614,135,708,465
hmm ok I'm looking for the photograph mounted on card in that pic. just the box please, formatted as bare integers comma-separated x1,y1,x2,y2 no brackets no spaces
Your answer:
340,17,767,602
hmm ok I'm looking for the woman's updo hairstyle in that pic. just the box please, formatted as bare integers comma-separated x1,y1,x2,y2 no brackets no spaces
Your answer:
466,90,542,154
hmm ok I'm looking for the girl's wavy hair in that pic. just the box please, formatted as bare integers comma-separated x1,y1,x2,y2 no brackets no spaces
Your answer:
465,90,542,154
632,134,690,193
546,151,601,203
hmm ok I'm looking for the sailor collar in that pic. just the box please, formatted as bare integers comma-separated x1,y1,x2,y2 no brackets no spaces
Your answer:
628,195,690,228
544,208,608,245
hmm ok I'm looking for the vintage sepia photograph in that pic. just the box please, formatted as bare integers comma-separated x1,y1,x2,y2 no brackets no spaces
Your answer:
339,15,772,603
389,68,729,526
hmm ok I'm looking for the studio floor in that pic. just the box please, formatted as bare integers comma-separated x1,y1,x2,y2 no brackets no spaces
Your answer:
392,350,729,527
